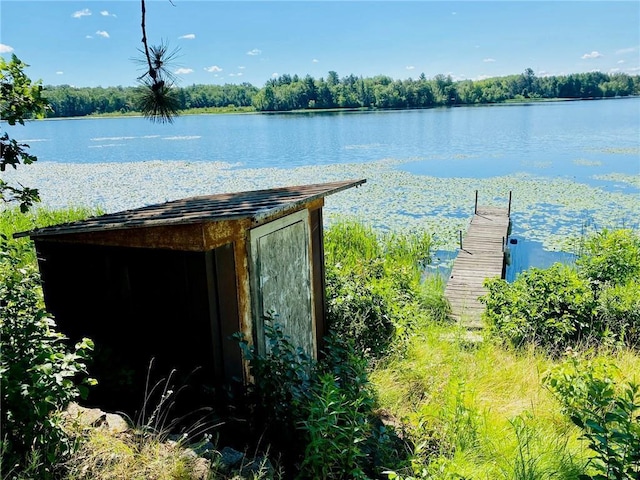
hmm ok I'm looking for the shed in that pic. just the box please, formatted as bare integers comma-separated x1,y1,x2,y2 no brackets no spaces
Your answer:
16,179,365,413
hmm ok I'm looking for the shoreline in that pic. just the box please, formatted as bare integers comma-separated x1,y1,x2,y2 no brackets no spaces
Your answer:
29,95,639,122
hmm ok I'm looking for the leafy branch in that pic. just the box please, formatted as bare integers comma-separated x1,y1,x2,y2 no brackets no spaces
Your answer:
0,54,48,212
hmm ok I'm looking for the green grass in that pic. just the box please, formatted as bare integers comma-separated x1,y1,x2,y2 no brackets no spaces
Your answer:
0,206,102,265
372,311,640,479
4,211,638,479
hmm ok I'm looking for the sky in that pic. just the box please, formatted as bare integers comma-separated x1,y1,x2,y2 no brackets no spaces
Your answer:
1,1,639,88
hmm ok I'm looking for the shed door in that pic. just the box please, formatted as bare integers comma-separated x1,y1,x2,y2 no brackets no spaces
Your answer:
250,210,315,358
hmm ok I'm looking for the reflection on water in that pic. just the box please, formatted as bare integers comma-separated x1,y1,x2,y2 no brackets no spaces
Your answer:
504,237,576,282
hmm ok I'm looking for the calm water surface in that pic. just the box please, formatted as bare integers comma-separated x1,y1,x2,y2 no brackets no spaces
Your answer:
6,98,639,277
10,98,640,186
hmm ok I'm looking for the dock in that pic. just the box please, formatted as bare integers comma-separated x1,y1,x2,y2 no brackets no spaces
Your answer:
445,194,511,329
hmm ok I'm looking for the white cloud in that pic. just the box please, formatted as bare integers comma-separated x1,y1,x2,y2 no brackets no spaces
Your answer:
609,68,620,73
475,75,490,81
229,73,237,77
95,30,110,38
56,71,64,75
312,59,319,63
628,66,640,72
247,48,262,56
483,58,496,63
271,72,278,78
617,60,625,64
175,68,194,74
452,12,457,15
179,34,196,40
0,44,14,53
237,72,243,77
238,66,245,70
406,65,415,70
616,46,639,55
581,51,603,59
85,35,93,39
100,10,116,17
72,8,91,18
205,65,223,73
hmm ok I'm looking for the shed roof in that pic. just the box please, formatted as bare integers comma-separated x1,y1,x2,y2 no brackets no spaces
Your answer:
15,179,366,239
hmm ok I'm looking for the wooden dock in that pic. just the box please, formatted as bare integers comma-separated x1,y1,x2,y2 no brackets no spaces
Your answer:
445,200,511,329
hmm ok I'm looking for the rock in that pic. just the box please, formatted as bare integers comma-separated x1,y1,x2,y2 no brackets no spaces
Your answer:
219,446,244,469
182,448,199,460
104,413,129,434
192,457,211,480
64,402,130,434
65,402,106,428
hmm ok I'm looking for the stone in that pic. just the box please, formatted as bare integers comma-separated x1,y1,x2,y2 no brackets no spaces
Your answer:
219,446,244,469
191,457,211,480
65,402,105,428
104,413,129,434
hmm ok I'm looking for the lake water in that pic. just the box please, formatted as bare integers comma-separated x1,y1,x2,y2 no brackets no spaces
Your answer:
4,98,639,278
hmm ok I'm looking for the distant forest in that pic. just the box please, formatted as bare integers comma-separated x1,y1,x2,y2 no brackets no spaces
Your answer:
42,69,640,118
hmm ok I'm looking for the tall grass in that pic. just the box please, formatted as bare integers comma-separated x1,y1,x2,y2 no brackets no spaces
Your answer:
0,206,101,266
324,220,444,360
373,294,640,478
0,205,101,236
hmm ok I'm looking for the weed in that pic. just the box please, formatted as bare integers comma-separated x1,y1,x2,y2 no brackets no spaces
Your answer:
0,236,95,479
544,355,640,479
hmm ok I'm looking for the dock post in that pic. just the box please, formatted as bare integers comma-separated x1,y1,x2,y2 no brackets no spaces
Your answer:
474,190,478,215
459,230,463,250
508,191,512,217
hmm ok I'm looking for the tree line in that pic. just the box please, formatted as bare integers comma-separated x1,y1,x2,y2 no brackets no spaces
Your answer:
41,69,640,117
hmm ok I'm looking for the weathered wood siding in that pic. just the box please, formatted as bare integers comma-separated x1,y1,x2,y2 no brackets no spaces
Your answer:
249,211,315,358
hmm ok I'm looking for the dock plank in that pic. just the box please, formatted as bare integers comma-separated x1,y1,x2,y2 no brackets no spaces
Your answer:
444,205,510,326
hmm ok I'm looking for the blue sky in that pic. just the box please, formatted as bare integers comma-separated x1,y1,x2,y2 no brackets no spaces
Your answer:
1,1,639,88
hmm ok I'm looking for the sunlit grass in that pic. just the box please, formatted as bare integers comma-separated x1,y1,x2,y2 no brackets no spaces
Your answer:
0,205,101,237
372,314,640,478
62,428,204,480
0,206,102,265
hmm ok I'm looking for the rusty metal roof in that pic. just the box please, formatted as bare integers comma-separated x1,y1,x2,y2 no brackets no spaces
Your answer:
15,179,366,239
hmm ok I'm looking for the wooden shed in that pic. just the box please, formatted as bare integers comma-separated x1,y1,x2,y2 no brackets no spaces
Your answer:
16,179,365,413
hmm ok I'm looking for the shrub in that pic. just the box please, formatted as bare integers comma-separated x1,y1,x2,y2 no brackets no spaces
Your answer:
482,229,640,352
324,220,437,359
544,356,640,479
482,263,596,352
577,229,640,287
596,280,640,348
236,323,401,478
0,237,95,478
235,320,314,445
326,266,396,359
300,372,370,479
